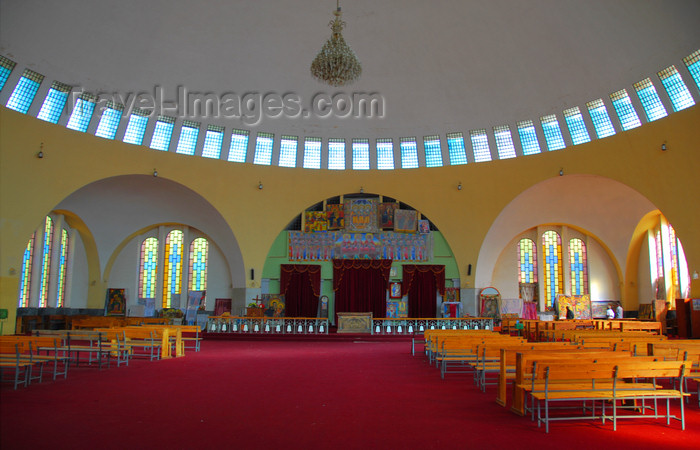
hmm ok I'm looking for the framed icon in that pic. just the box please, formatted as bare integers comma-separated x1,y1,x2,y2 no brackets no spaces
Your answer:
389,281,402,299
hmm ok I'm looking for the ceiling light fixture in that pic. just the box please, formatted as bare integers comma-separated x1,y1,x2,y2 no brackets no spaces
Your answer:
310,0,362,87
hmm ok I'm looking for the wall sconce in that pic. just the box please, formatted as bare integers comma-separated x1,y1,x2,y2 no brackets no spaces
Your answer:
258,181,263,190
661,143,667,151
360,186,364,194
36,142,44,159
457,182,462,190
693,271,699,280
559,168,564,176
152,169,158,177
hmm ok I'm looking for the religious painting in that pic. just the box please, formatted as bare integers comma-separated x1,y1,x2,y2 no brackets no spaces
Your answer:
335,232,383,259
557,294,592,320
389,281,402,298
637,303,653,320
500,298,524,316
185,290,206,324
304,211,328,232
418,220,430,234
394,209,417,233
444,287,460,302
386,300,407,318
105,288,126,316
378,202,398,229
261,294,286,317
326,204,345,230
442,302,461,318
479,287,501,319
344,198,379,233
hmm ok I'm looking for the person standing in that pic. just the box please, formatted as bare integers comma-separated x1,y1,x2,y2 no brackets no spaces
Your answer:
616,303,624,319
566,306,574,320
606,304,615,319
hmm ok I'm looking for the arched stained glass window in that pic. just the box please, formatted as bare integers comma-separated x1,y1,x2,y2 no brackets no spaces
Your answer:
518,239,537,283
569,238,588,296
139,237,159,299
56,229,69,307
668,224,680,292
18,234,35,307
188,238,209,291
163,230,184,308
542,231,562,308
39,216,53,307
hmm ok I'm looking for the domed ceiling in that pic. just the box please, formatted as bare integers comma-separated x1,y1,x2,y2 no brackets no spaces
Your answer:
2,0,699,140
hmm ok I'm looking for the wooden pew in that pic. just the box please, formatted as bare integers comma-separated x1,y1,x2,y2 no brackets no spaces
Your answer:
0,335,69,380
530,359,690,432
33,330,113,369
436,335,525,377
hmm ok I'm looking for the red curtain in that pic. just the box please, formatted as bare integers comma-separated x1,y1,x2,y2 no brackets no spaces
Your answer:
280,265,321,317
402,265,445,318
333,259,392,319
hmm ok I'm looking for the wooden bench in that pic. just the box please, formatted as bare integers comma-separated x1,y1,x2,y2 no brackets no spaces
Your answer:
530,359,690,432
436,336,525,377
0,336,70,381
0,344,36,390
33,330,114,369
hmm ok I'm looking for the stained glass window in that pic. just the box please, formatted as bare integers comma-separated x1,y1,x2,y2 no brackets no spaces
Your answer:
188,238,209,291
542,230,562,309
176,121,200,155
518,239,537,283
37,81,71,124
569,238,588,296
376,138,395,170
139,237,158,299
94,102,124,139
328,138,346,170
66,93,97,132
494,125,517,159
423,135,443,167
517,120,541,156
253,132,274,165
540,115,566,151
163,230,183,308
122,108,150,145
278,135,298,168
0,55,17,92
352,138,370,170
668,224,680,291
446,132,468,165
149,115,176,151
201,125,224,159
470,129,492,162
563,107,591,145
610,89,641,131
18,234,34,307
634,78,667,122
6,69,44,113
658,65,695,112
39,216,53,307
56,229,69,307
303,137,322,169
683,49,700,91
586,99,616,139
399,137,419,169
228,129,249,162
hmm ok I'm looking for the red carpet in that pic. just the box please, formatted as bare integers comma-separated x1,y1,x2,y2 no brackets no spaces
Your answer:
2,340,699,449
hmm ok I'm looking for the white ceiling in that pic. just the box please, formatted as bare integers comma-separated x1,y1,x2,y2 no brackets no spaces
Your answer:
2,0,699,140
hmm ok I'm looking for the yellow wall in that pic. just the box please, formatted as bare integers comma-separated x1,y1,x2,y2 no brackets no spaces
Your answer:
1,106,699,331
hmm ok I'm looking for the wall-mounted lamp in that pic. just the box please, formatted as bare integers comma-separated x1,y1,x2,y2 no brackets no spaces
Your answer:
693,271,699,280
360,187,364,194
661,143,667,151
457,182,462,191
258,181,263,190
153,169,158,177
559,168,564,176
36,142,44,159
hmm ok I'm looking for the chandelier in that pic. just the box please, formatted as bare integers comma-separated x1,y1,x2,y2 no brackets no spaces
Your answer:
310,1,362,87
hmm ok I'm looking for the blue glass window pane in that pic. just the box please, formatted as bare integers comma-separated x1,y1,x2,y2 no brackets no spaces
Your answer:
610,89,641,131
328,139,345,170
446,132,468,165
586,99,616,139
278,136,298,167
0,56,16,92
303,137,322,169
176,122,200,155
66,96,96,132
376,139,394,170
202,126,224,159
94,105,123,139
634,78,667,122
470,129,492,162
540,115,566,151
253,132,274,165
6,70,43,113
563,107,591,145
494,126,516,159
423,136,443,167
352,139,369,170
228,130,249,162
517,121,541,155
149,116,175,151
37,83,71,124
658,66,695,112
123,110,149,145
399,138,419,169
683,50,700,91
